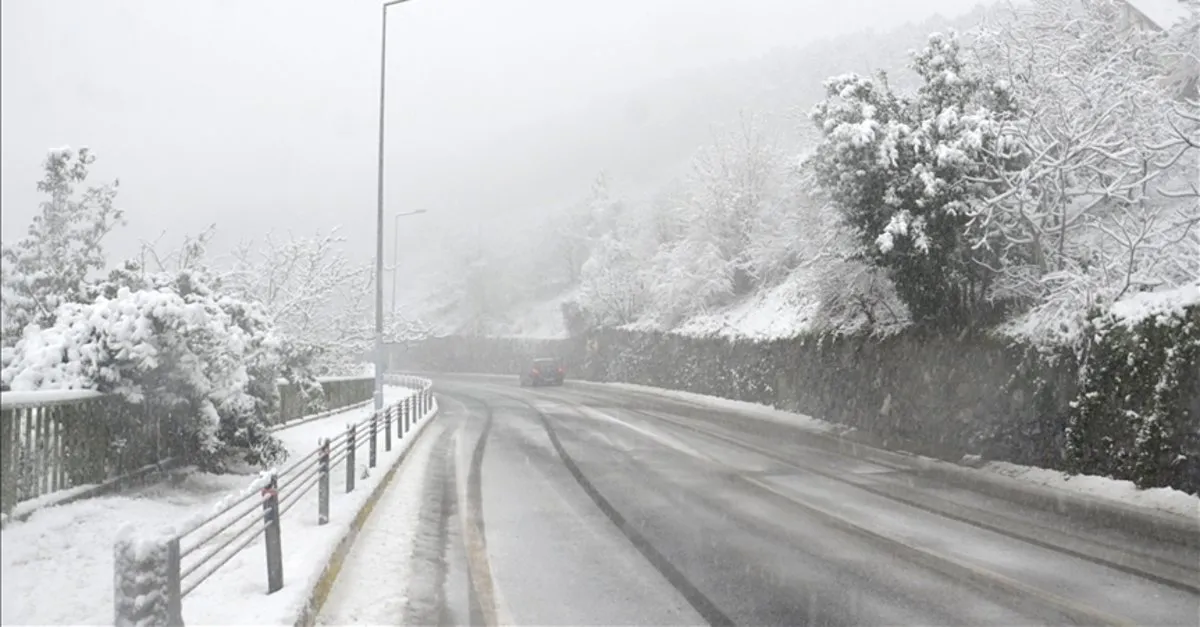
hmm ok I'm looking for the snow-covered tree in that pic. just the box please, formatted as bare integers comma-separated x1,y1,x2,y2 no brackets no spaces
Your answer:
969,0,1200,343
679,115,788,296
809,31,1025,329
575,231,649,328
385,309,434,344
548,171,628,287
571,116,793,329
1,148,123,346
224,228,373,375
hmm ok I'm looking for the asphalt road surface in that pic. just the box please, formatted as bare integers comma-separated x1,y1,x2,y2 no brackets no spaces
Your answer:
357,374,1200,626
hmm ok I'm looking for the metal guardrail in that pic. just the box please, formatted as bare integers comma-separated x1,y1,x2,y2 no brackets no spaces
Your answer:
112,376,437,627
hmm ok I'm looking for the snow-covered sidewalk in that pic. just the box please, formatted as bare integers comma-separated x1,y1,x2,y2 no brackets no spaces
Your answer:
314,409,442,625
0,385,426,626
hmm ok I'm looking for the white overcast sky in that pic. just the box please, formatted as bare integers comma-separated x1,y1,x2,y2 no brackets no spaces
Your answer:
1,0,975,273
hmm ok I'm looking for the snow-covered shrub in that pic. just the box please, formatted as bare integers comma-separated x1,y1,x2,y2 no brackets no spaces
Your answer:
1,269,288,470
1066,284,1200,493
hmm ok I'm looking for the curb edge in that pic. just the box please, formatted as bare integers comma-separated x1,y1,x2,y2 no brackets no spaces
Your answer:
291,400,440,627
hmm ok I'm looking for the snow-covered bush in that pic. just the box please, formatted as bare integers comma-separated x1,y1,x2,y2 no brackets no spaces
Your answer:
1066,284,1200,493
1,269,287,470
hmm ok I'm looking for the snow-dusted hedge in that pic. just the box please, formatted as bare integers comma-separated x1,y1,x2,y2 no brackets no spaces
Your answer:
1066,285,1200,491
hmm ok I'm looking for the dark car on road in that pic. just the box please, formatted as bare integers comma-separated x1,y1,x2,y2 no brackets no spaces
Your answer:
520,357,565,387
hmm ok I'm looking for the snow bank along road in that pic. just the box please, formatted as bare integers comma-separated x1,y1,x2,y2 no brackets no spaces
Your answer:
326,375,1200,626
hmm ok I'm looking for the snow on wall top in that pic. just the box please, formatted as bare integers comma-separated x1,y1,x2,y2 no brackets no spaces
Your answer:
0,389,106,408
1106,282,1200,327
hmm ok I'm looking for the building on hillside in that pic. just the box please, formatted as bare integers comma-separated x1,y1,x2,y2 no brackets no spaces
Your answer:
1119,0,1192,30
1118,0,1198,99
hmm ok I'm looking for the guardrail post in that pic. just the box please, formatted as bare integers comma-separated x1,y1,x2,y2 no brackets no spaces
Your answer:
318,439,330,525
261,474,283,594
369,411,378,469
166,537,182,626
114,531,184,627
384,404,392,452
403,397,410,434
346,424,356,493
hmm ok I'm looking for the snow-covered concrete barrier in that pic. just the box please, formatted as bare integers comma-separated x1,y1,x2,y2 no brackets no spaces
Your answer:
113,526,183,627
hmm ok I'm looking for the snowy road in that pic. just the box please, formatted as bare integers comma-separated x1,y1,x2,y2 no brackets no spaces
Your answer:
325,376,1200,626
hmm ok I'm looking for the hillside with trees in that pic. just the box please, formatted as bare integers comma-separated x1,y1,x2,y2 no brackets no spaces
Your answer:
397,0,1199,494
421,0,1198,347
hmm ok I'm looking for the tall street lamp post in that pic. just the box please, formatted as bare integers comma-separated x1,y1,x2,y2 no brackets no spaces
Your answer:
375,0,414,412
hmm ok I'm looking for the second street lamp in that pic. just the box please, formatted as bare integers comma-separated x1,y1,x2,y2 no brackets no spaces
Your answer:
391,209,426,313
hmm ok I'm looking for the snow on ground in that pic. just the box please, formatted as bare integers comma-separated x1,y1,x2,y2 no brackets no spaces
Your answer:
1,472,246,625
982,461,1200,520
6,481,111,521
672,272,820,340
0,385,429,626
601,380,838,434
591,380,1200,520
315,410,439,625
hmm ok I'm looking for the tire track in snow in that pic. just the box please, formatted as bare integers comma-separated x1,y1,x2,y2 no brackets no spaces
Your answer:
495,392,735,627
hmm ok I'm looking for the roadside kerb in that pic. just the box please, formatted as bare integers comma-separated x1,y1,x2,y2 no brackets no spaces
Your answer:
291,397,435,626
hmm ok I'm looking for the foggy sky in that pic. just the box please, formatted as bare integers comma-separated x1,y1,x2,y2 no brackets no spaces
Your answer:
1,0,975,283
